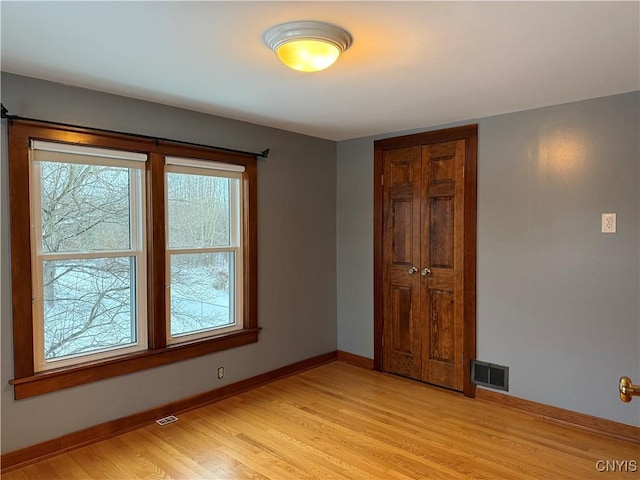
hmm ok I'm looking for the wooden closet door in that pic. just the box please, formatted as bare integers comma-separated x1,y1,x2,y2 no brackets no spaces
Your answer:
420,140,465,391
382,147,423,379
376,125,477,395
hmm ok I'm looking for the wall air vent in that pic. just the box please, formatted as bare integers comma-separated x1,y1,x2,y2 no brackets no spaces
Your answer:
471,360,509,391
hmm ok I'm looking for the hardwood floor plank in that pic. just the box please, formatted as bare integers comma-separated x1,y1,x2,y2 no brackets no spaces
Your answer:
267,378,531,480
207,401,355,479
186,421,304,479
66,443,137,480
117,431,219,479
299,364,639,478
257,387,466,478
45,454,93,480
3,362,638,479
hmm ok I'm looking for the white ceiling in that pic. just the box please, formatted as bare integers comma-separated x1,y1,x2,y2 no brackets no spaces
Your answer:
1,1,639,141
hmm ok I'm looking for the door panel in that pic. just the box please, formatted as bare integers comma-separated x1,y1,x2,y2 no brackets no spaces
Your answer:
392,199,413,263
392,287,413,353
429,197,454,268
382,147,422,379
428,289,455,363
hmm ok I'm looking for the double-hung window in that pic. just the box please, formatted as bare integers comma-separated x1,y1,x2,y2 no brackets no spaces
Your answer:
165,157,244,343
8,120,258,399
30,141,147,371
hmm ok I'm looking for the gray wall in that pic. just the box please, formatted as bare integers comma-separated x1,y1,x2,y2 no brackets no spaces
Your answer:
0,73,337,453
337,92,640,426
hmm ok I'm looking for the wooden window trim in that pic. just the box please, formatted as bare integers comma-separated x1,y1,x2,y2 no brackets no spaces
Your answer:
7,120,258,400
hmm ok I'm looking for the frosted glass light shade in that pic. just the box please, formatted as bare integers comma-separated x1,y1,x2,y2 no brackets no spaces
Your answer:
276,40,341,72
264,21,352,72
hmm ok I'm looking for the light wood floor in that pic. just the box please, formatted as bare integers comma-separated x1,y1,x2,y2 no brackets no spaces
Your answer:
4,362,638,479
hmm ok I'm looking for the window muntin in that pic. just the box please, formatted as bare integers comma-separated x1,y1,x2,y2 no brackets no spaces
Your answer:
165,162,243,343
30,142,147,371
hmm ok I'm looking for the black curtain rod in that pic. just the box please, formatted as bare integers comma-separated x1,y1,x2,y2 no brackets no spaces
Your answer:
0,103,270,159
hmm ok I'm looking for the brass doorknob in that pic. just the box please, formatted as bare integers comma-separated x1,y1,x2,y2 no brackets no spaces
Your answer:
619,376,640,402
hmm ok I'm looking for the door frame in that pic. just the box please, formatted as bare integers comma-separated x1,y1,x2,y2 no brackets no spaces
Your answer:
373,124,478,397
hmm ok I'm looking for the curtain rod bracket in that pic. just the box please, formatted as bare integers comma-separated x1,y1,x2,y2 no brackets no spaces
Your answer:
0,103,16,125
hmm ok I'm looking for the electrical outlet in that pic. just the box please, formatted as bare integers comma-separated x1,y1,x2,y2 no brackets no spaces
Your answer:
217,366,224,379
602,213,616,233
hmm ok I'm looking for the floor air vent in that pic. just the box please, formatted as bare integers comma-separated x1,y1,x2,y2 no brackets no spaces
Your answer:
471,360,509,391
156,415,178,426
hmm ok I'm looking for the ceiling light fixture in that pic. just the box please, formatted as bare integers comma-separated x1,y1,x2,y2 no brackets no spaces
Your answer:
264,21,353,72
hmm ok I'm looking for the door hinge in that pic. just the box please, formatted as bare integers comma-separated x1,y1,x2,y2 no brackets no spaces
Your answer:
381,335,384,348
381,174,384,186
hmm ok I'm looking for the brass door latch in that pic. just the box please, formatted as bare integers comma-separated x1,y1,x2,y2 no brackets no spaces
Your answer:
619,376,640,402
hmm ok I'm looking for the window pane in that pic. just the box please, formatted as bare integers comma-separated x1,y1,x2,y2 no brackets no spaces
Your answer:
42,257,137,361
39,161,134,252
167,173,232,248
169,252,234,337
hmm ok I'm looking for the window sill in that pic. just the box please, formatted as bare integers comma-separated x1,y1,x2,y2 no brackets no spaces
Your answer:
10,328,259,400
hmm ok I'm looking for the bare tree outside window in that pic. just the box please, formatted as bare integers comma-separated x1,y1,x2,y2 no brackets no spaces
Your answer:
167,172,236,337
43,257,134,359
38,161,140,361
